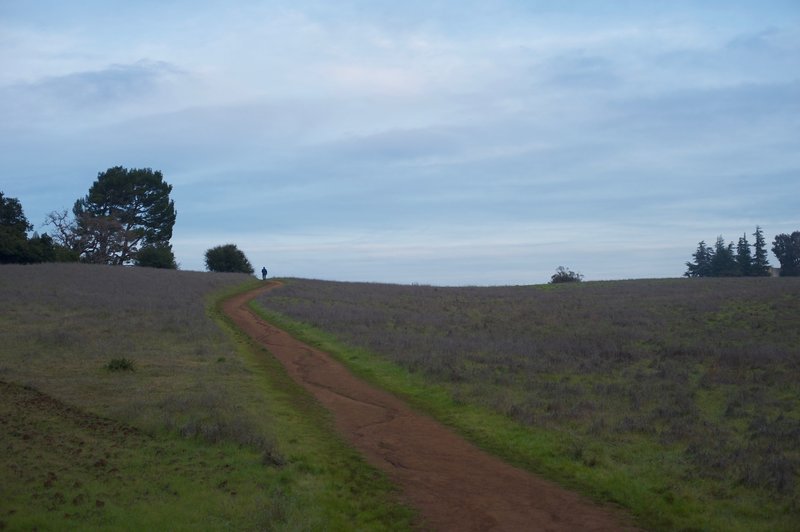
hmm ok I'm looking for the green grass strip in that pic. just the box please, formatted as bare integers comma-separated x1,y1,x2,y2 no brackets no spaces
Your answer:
209,282,417,531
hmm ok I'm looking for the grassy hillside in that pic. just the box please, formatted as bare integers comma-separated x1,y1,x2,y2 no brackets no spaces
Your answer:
0,264,414,530
256,277,800,531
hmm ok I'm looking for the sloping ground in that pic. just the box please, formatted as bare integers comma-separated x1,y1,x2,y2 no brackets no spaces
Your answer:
0,380,274,531
225,283,638,531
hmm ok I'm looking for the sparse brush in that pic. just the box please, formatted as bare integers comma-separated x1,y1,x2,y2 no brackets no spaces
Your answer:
106,357,135,371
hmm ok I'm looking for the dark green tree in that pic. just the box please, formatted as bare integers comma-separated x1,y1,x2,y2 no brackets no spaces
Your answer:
73,167,176,265
772,231,800,276
685,240,713,277
736,233,753,277
751,226,771,276
0,191,32,263
0,192,71,264
710,236,739,277
550,266,583,284
135,244,178,269
205,244,254,274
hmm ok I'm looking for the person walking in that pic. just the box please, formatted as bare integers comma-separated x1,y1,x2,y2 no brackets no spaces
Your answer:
261,266,268,280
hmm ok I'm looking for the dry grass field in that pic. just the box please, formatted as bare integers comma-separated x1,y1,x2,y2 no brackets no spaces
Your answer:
256,277,800,531
0,264,414,530
1,263,262,442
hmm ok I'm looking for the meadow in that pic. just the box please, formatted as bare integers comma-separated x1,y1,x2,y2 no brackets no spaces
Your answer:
256,277,800,531
0,264,414,530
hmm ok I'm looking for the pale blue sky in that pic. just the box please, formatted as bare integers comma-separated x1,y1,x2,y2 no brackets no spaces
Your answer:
2,1,798,284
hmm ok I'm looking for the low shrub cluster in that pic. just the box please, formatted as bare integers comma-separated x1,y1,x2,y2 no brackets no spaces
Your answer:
106,357,135,371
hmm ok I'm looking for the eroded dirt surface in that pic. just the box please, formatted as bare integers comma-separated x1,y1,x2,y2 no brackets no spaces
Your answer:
225,283,639,531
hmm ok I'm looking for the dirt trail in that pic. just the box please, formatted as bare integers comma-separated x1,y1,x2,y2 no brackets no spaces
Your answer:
223,283,637,531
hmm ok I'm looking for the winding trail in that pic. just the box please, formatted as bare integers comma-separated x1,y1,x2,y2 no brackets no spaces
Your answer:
223,283,638,531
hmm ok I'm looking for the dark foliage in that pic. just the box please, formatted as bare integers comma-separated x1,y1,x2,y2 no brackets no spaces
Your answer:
106,357,135,371
258,277,800,500
1,192,75,264
752,226,771,276
773,231,800,276
686,228,774,277
550,266,583,283
72,167,176,265
135,244,178,269
205,243,254,274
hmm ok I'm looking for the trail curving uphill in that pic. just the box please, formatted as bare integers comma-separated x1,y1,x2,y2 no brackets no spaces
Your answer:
223,283,637,531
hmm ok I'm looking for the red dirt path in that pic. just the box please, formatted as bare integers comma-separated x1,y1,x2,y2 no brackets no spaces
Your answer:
223,283,638,531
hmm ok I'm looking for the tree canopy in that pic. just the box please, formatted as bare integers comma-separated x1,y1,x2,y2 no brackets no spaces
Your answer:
550,266,583,284
0,191,32,263
685,228,773,278
205,244,254,274
72,167,176,265
772,231,800,277
135,244,178,269
1,191,74,264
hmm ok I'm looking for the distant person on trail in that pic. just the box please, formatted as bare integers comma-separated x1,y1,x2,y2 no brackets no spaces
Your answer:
261,267,268,280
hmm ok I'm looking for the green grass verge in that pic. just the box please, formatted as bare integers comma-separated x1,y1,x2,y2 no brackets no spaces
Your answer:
209,282,417,531
251,296,798,532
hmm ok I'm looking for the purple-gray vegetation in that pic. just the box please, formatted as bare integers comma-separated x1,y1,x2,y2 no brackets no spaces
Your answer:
258,277,800,498
0,263,273,451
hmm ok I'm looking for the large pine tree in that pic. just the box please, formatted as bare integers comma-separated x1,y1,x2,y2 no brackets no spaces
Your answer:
73,167,176,265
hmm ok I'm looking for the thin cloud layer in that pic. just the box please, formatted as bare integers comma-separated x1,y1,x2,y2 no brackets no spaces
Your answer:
1,1,798,283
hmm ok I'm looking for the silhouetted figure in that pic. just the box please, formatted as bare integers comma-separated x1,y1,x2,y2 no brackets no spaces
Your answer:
261,266,268,280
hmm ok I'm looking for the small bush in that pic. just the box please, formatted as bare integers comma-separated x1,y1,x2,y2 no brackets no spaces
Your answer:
550,266,584,283
106,358,135,371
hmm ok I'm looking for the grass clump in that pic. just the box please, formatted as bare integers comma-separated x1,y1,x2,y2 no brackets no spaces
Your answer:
105,357,135,371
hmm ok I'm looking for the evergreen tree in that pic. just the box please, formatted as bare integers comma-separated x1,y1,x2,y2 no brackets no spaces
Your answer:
751,226,771,276
710,236,739,277
685,240,713,277
736,233,753,277
73,167,176,265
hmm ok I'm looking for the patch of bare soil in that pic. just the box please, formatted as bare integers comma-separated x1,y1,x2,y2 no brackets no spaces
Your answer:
225,283,639,531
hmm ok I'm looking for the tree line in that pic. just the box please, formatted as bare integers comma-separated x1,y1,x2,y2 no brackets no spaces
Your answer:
685,226,800,277
1,166,255,273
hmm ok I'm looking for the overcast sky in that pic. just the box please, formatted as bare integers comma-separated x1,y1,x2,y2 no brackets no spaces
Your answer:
2,1,798,284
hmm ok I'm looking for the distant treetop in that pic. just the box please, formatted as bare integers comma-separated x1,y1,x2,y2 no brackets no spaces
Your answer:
205,243,254,274
550,266,583,284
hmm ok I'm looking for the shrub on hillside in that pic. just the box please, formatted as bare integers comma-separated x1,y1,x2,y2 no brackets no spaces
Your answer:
550,266,583,284
205,244,254,274
106,358,135,371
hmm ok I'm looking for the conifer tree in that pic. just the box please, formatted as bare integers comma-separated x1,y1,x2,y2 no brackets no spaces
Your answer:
751,226,771,276
685,240,713,277
710,236,739,277
736,233,753,276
